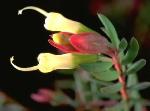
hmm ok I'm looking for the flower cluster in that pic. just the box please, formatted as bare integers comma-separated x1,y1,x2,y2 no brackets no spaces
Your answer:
11,6,113,73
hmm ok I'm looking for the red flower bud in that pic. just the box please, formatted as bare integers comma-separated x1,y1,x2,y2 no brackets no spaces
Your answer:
49,32,113,56
31,89,55,103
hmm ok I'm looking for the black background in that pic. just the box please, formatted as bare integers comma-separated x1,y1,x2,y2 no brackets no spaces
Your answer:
0,0,150,111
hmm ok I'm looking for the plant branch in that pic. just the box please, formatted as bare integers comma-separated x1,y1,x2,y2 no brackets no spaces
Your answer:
112,52,129,101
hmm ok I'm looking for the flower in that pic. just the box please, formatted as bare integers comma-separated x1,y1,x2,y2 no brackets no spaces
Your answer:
49,32,113,55
31,89,73,105
10,53,98,73
31,89,54,103
18,6,95,34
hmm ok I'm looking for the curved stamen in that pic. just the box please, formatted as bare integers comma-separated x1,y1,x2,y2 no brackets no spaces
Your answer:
18,6,48,17
10,56,38,71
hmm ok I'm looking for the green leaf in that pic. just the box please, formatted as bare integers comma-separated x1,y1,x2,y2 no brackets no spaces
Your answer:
74,71,87,104
81,61,113,72
100,83,122,94
127,74,138,87
119,38,128,52
100,27,109,37
132,99,150,107
92,79,113,86
129,90,141,99
122,37,139,65
51,91,67,106
134,102,143,111
129,82,150,91
92,69,118,81
81,61,118,81
126,59,146,74
98,13,120,49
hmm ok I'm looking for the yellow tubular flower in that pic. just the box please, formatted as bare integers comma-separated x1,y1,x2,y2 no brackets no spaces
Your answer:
18,6,95,34
10,53,98,73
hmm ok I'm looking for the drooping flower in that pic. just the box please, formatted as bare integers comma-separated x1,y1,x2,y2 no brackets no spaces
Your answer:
49,32,114,56
18,6,95,34
10,53,98,73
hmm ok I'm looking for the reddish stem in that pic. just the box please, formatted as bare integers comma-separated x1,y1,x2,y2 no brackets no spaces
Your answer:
118,75,129,100
112,54,129,101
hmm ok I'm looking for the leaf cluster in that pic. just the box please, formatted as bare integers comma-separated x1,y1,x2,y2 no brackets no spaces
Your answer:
40,14,150,111
79,13,149,111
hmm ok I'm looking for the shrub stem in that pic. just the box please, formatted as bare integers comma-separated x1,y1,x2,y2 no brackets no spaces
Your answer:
112,53,129,101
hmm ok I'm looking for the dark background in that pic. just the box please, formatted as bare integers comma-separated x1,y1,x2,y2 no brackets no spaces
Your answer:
0,0,150,111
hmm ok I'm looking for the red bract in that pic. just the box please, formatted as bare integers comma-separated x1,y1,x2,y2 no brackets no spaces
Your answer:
48,32,113,56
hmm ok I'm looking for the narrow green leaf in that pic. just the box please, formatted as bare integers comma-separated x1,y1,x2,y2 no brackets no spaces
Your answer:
132,99,150,107
100,27,109,37
134,102,143,111
129,90,141,99
122,100,131,111
81,61,117,82
130,82,150,91
98,13,120,49
92,69,118,81
122,37,139,65
119,38,128,52
92,79,113,86
127,74,138,87
126,59,146,74
127,75,141,99
90,81,99,100
100,83,122,94
81,61,113,72
74,71,86,104
51,91,66,106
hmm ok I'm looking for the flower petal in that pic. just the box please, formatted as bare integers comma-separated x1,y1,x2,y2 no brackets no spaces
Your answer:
31,93,49,103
